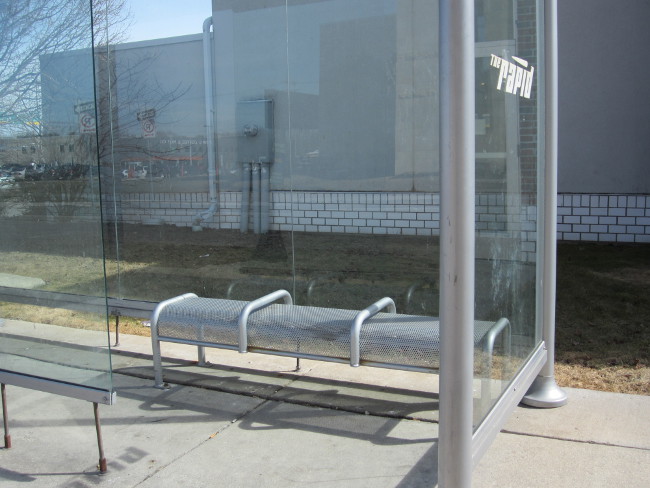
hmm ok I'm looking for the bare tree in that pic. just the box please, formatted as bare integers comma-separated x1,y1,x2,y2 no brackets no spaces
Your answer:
1,1,194,223
0,0,130,134
0,0,130,220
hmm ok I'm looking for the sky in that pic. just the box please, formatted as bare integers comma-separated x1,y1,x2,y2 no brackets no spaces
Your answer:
125,0,213,42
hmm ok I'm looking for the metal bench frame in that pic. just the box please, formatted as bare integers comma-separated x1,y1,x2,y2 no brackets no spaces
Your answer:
150,290,510,399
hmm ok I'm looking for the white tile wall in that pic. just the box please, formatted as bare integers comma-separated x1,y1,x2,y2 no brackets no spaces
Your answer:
557,194,650,243
109,191,649,244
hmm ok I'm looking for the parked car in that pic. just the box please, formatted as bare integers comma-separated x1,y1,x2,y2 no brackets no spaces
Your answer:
0,171,14,186
24,165,45,181
122,165,147,179
10,165,27,179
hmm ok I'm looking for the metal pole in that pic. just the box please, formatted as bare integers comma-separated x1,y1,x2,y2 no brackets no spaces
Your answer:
260,161,271,234
252,162,261,234
2,383,11,449
203,16,219,210
192,16,220,227
522,0,567,408
438,0,475,486
93,402,107,473
240,162,251,233
114,315,120,347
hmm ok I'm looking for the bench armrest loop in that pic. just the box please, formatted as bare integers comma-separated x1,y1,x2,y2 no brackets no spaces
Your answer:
151,293,198,338
481,317,511,371
151,293,197,388
350,297,396,367
238,289,293,353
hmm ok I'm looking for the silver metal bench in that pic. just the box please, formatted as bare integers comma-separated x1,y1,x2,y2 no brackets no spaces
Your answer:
151,290,510,394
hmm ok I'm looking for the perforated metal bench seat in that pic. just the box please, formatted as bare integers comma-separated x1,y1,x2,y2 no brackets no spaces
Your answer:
150,290,510,388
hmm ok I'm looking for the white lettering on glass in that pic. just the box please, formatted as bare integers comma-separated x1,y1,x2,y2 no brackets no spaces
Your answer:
490,54,535,99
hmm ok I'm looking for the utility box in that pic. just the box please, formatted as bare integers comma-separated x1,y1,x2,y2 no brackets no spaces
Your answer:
236,99,274,164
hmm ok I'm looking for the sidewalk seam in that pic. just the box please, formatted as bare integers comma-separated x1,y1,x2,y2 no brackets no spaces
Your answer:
500,429,650,452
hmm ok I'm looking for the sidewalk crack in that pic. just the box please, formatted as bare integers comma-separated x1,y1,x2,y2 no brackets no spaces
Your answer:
500,429,650,452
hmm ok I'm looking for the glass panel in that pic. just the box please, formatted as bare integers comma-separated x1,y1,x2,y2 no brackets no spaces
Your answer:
283,0,440,314
7,0,546,431
209,0,441,368
473,0,543,426
97,2,218,301
209,1,294,301
98,0,443,367
0,1,111,394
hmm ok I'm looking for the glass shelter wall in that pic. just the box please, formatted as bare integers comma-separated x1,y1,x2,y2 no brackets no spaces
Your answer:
95,0,543,423
0,0,548,473
0,1,112,402
98,0,443,313
210,0,440,311
473,0,544,426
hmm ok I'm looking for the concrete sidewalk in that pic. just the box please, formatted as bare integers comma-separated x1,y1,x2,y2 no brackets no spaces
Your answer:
1,330,649,487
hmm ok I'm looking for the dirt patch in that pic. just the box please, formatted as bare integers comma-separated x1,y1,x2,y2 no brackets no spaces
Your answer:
592,267,650,287
554,242,650,395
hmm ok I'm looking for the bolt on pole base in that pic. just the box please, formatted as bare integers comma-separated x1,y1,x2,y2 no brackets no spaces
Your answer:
521,375,568,408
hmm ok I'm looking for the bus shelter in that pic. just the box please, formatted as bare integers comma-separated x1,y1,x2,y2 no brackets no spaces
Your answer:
0,1,565,486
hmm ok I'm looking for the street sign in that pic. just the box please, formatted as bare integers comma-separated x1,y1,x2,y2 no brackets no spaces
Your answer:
74,101,95,114
79,111,96,134
141,117,156,138
137,108,156,121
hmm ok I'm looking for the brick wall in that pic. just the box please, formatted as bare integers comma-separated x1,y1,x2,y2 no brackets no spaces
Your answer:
110,189,650,247
110,190,538,262
557,194,650,243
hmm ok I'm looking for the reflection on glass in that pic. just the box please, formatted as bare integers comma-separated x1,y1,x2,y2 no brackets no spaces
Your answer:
284,0,439,311
0,1,111,393
0,0,546,425
206,0,441,315
96,2,217,300
473,0,543,426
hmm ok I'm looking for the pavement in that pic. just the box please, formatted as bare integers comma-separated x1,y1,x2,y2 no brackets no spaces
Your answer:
1,324,649,487
0,273,45,289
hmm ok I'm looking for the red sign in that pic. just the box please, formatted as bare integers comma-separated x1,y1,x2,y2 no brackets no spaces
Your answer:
141,117,156,138
79,111,96,134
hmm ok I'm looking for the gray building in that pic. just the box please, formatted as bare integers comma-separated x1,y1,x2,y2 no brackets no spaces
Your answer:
556,0,650,242
38,0,650,243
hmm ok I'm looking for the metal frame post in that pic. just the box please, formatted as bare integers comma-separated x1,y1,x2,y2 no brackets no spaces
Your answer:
114,314,120,347
2,383,11,448
522,0,567,408
93,402,107,473
438,0,475,486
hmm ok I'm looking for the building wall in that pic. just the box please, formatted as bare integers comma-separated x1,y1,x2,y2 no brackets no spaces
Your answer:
557,194,650,244
42,2,650,244
107,189,538,261
557,0,650,195
555,1,650,242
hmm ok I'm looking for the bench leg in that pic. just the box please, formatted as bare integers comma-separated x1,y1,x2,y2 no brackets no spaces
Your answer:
151,336,166,388
479,365,491,415
198,346,206,366
93,402,107,473
114,315,120,347
2,383,11,449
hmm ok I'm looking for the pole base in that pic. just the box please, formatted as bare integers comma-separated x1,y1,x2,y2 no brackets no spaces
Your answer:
521,375,568,408
4,434,10,449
